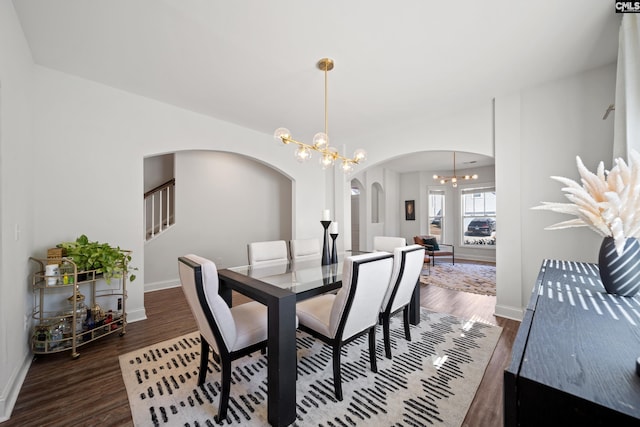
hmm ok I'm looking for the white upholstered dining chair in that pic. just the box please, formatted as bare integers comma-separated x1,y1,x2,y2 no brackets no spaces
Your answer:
379,244,425,359
373,236,406,253
178,254,269,423
289,238,322,261
247,240,289,266
295,252,394,401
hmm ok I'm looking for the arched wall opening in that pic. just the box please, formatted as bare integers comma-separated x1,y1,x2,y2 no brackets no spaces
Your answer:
143,150,293,291
371,182,385,224
350,178,365,252
349,149,495,261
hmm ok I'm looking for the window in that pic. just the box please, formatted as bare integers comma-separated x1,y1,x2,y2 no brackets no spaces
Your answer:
462,186,496,246
428,189,444,239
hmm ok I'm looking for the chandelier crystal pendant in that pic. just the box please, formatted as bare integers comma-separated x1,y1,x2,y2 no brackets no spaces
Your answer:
274,58,366,174
433,152,478,188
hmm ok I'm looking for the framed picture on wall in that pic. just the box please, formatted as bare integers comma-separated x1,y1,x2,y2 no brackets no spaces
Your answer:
405,200,415,221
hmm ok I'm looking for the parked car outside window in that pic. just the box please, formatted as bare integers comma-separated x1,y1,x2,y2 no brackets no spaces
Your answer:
466,218,496,236
431,209,442,227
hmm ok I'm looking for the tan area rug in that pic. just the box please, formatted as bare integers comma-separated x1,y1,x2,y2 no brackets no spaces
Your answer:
119,309,501,426
421,263,496,296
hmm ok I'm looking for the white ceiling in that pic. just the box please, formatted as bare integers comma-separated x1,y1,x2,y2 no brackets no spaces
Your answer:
12,0,620,172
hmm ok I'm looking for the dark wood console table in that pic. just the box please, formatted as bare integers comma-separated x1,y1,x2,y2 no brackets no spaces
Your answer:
504,259,640,426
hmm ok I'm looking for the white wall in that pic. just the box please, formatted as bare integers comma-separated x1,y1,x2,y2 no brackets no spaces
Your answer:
383,170,400,238
350,178,366,251
351,104,494,162
0,2,35,421
355,63,615,321
144,154,174,193
0,57,328,422
495,93,524,320
399,172,421,241
354,167,401,251
144,150,292,290
495,62,616,319
29,62,329,321
330,163,351,254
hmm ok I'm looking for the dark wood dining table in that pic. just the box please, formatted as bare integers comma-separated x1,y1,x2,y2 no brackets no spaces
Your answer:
217,253,421,427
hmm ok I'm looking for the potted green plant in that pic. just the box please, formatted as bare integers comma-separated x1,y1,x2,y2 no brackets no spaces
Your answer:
57,234,137,284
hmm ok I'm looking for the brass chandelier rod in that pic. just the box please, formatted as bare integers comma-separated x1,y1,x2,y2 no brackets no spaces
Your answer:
451,151,458,186
323,58,328,138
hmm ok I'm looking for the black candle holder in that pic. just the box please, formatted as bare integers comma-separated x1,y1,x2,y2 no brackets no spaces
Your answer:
321,220,331,265
321,264,332,285
330,233,339,264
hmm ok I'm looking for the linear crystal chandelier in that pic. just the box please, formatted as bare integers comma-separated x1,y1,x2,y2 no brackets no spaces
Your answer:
273,58,366,174
433,152,478,187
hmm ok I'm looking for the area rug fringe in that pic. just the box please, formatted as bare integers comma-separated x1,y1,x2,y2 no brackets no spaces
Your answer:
119,309,501,426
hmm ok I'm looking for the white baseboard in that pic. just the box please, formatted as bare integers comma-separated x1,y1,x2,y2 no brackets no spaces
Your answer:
457,255,496,263
126,307,147,323
144,279,180,293
126,281,180,324
0,351,32,422
494,304,524,321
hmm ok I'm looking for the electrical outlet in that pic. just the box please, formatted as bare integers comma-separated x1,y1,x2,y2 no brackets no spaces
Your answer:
24,314,29,332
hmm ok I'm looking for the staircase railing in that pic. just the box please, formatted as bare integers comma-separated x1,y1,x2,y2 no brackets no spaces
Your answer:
144,178,175,240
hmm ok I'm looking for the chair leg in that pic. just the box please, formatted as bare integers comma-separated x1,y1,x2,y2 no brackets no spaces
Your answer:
402,306,412,342
368,326,378,373
382,313,392,359
198,339,209,386
333,345,343,401
215,357,231,424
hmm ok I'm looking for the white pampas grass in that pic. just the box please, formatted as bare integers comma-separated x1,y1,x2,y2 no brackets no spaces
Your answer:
532,149,640,256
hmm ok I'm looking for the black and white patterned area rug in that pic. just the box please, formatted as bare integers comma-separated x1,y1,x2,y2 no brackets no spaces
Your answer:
119,309,502,426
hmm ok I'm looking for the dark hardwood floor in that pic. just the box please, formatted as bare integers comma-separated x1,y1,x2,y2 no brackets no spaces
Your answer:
420,262,519,427
5,262,519,427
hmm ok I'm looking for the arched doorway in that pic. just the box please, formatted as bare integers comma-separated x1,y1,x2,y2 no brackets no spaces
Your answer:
350,178,364,252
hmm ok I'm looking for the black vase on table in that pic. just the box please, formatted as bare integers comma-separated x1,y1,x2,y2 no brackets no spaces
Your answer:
330,233,338,264
321,220,331,265
598,236,640,297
